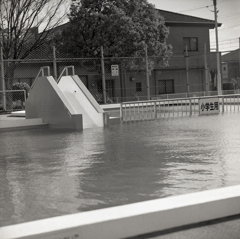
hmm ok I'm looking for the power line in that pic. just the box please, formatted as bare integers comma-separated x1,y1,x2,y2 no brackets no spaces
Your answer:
210,38,239,43
210,41,239,46
178,5,213,13
177,0,237,14
219,23,240,30
218,0,230,3
218,10,240,18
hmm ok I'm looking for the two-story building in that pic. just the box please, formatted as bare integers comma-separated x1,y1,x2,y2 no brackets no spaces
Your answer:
154,9,220,97
119,9,221,101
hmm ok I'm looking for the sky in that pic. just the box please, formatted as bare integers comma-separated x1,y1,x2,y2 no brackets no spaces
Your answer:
148,0,240,52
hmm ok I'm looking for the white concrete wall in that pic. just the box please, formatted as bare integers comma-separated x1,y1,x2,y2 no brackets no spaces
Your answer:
1,185,240,239
0,118,44,129
25,76,83,130
58,76,107,128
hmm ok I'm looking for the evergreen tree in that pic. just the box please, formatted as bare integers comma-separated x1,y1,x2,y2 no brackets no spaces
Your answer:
56,0,172,67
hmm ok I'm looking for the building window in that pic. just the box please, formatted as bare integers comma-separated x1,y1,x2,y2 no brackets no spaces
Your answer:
183,37,198,51
136,82,142,92
158,79,174,94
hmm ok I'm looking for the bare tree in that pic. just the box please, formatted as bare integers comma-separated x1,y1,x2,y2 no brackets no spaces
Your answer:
0,0,69,59
0,0,69,111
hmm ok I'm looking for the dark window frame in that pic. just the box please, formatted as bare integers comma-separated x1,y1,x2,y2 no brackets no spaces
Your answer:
183,37,198,51
136,82,142,92
158,79,174,94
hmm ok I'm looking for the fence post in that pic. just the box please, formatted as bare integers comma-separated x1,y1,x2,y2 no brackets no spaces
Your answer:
145,44,150,100
120,103,124,121
239,37,240,78
53,44,57,81
154,101,157,118
217,52,222,95
222,96,224,113
101,46,107,104
189,98,192,116
185,45,190,97
204,43,210,96
0,32,6,111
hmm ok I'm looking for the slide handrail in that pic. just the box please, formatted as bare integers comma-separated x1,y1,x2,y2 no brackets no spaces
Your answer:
29,66,51,93
57,66,75,83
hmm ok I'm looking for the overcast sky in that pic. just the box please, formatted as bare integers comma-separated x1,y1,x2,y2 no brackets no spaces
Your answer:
148,0,240,52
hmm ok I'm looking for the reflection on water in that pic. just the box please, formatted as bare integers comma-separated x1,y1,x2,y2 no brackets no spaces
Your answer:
1,113,240,226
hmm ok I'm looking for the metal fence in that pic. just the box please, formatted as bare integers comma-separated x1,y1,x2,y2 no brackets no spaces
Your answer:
0,44,240,112
0,90,27,112
120,94,240,122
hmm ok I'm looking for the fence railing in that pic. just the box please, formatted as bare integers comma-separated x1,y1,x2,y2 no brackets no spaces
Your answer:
106,90,240,104
0,90,26,112
120,94,240,122
222,94,240,113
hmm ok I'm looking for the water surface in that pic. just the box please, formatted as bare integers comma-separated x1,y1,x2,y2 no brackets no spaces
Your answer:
1,113,240,226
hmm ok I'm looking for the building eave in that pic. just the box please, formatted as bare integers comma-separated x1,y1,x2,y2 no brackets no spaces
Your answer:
165,21,222,29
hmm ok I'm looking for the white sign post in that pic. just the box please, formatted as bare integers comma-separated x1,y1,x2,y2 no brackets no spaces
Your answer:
111,65,119,76
199,97,219,115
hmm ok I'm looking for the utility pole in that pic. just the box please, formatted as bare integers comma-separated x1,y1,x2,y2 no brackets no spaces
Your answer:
213,0,222,95
101,45,107,104
53,44,57,81
204,43,209,95
145,44,150,100
185,45,190,97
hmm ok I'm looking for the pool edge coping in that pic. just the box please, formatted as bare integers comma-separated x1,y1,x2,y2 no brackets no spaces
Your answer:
1,184,240,239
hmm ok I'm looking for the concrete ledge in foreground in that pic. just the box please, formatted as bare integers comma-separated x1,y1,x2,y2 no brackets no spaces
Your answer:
0,116,47,130
1,185,240,239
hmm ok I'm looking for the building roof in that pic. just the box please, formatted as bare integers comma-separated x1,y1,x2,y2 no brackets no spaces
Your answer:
222,49,240,62
158,9,221,28
24,8,220,60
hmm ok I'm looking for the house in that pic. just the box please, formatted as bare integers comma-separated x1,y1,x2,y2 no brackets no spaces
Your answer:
154,10,221,96
12,9,221,103
104,10,221,101
221,49,240,90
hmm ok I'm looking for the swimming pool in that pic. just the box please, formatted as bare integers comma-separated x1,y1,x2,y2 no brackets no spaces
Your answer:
1,113,240,227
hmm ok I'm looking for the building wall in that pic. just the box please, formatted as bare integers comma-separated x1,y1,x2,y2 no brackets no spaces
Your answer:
227,62,240,79
167,25,211,56
222,62,228,82
153,25,211,95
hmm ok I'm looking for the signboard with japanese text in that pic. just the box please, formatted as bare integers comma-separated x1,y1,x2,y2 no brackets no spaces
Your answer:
111,65,119,76
199,97,219,115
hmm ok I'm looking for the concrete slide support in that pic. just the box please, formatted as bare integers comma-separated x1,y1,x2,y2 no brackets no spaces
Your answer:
26,76,83,130
58,75,108,129
25,75,108,130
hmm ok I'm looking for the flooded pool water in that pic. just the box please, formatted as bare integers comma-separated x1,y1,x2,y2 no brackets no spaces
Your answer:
1,113,240,226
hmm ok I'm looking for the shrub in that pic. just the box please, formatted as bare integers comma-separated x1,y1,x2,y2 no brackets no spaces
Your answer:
12,82,30,102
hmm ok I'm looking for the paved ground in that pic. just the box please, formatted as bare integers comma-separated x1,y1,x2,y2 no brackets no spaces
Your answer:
128,214,240,239
0,113,26,120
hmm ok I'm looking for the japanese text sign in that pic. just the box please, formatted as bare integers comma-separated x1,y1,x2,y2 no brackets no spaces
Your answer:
111,65,119,76
199,97,219,115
